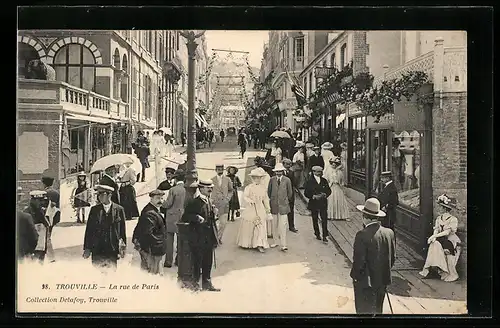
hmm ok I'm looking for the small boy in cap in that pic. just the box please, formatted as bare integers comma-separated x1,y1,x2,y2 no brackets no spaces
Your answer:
304,166,332,243
83,185,127,271
133,189,167,275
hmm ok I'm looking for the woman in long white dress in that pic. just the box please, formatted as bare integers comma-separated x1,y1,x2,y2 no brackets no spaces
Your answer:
236,168,272,253
321,142,335,164
419,194,462,282
324,157,351,220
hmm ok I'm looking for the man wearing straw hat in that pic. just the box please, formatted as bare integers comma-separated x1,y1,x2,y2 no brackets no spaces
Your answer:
351,198,396,314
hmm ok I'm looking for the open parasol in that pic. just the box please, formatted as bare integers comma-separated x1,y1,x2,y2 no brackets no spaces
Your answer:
270,130,291,139
90,154,136,174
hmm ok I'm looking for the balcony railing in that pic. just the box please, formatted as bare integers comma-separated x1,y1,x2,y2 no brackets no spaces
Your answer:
18,78,130,119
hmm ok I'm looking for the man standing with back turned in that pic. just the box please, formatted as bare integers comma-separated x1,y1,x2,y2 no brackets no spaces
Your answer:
351,198,396,314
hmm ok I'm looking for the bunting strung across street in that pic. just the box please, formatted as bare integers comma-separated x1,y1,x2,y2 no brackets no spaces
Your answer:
195,52,218,91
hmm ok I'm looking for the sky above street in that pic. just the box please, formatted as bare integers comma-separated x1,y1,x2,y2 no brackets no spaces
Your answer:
205,30,269,68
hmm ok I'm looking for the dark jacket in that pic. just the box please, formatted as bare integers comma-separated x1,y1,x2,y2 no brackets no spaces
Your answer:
157,179,174,191
133,203,167,256
378,181,399,230
181,196,219,249
304,175,331,210
307,154,325,171
17,211,38,258
99,174,120,205
350,222,396,288
83,202,127,255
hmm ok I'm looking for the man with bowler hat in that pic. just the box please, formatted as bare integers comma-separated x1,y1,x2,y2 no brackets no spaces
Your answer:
304,166,331,244
182,180,220,291
83,185,127,271
378,171,399,234
161,169,186,268
351,198,396,314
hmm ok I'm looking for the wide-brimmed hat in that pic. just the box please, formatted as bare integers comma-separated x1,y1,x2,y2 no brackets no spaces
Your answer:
321,142,334,150
226,165,238,173
356,198,386,218
273,163,286,172
249,167,267,177
436,194,457,209
29,190,47,199
94,185,114,193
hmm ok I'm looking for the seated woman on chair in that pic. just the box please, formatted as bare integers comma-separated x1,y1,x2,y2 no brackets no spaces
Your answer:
419,194,462,282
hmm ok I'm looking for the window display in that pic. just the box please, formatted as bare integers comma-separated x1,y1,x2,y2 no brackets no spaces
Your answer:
349,116,366,172
395,130,421,211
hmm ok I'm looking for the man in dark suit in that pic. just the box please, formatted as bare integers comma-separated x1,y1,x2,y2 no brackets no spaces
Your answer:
304,166,332,243
351,198,396,314
282,158,298,233
307,147,325,174
99,165,121,205
83,185,127,271
157,167,176,191
181,180,220,292
132,189,167,275
378,171,399,233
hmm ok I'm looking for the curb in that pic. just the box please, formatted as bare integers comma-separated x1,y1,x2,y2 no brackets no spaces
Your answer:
295,188,354,265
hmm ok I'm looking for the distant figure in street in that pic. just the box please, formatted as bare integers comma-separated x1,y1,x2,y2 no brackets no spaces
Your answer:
83,185,127,272
304,166,331,244
17,187,38,260
238,129,248,159
351,198,395,314
118,163,140,221
267,163,293,252
181,131,186,147
219,129,225,143
182,180,220,291
377,171,399,234
73,172,91,223
133,131,150,182
211,164,233,243
99,165,121,205
161,169,186,268
259,128,267,150
133,190,167,275
282,158,298,233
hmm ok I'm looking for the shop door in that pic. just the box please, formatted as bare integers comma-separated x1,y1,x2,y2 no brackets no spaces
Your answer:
366,128,392,196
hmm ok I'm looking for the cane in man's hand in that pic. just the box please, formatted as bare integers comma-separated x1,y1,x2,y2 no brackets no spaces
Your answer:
386,290,394,314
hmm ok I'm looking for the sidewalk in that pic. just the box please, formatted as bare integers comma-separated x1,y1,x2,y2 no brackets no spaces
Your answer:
296,187,467,306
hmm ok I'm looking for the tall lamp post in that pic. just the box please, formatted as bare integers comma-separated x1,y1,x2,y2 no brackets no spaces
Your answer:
180,30,205,202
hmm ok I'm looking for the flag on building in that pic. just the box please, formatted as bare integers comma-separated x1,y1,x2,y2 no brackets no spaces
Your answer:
284,63,307,108
61,114,71,177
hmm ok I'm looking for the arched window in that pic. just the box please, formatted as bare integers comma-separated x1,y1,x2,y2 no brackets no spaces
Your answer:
113,49,121,69
53,44,96,91
18,43,40,78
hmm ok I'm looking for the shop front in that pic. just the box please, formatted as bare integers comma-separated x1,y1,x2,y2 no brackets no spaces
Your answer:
364,85,434,254
347,113,367,193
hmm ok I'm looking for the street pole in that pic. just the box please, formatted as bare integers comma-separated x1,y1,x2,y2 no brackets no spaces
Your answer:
181,30,205,203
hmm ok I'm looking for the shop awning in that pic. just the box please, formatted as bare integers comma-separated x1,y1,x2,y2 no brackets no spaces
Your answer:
336,113,346,127
199,114,209,127
195,113,203,127
66,113,116,125
129,118,151,130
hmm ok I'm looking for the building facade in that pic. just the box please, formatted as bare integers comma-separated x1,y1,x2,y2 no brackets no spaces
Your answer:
296,30,467,271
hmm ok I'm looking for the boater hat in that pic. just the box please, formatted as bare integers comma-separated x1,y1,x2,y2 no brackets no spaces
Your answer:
273,163,286,172
77,171,86,177
381,171,392,177
94,185,114,193
29,190,47,198
356,198,386,218
321,142,334,150
165,167,176,174
198,179,214,188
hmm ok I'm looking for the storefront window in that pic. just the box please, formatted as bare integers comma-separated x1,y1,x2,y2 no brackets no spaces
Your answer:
349,116,366,172
67,124,86,174
395,130,421,211
370,130,391,193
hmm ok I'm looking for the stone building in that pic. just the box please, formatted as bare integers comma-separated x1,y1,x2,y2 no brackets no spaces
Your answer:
17,30,166,197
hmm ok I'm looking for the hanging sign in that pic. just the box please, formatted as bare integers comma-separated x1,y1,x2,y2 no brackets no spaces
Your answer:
315,66,336,79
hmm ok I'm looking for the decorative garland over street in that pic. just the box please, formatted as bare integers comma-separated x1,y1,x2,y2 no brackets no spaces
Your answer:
195,52,218,91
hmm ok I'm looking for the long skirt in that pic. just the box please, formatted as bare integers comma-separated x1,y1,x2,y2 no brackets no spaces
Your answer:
229,190,240,211
119,184,140,219
236,215,269,249
327,183,351,220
